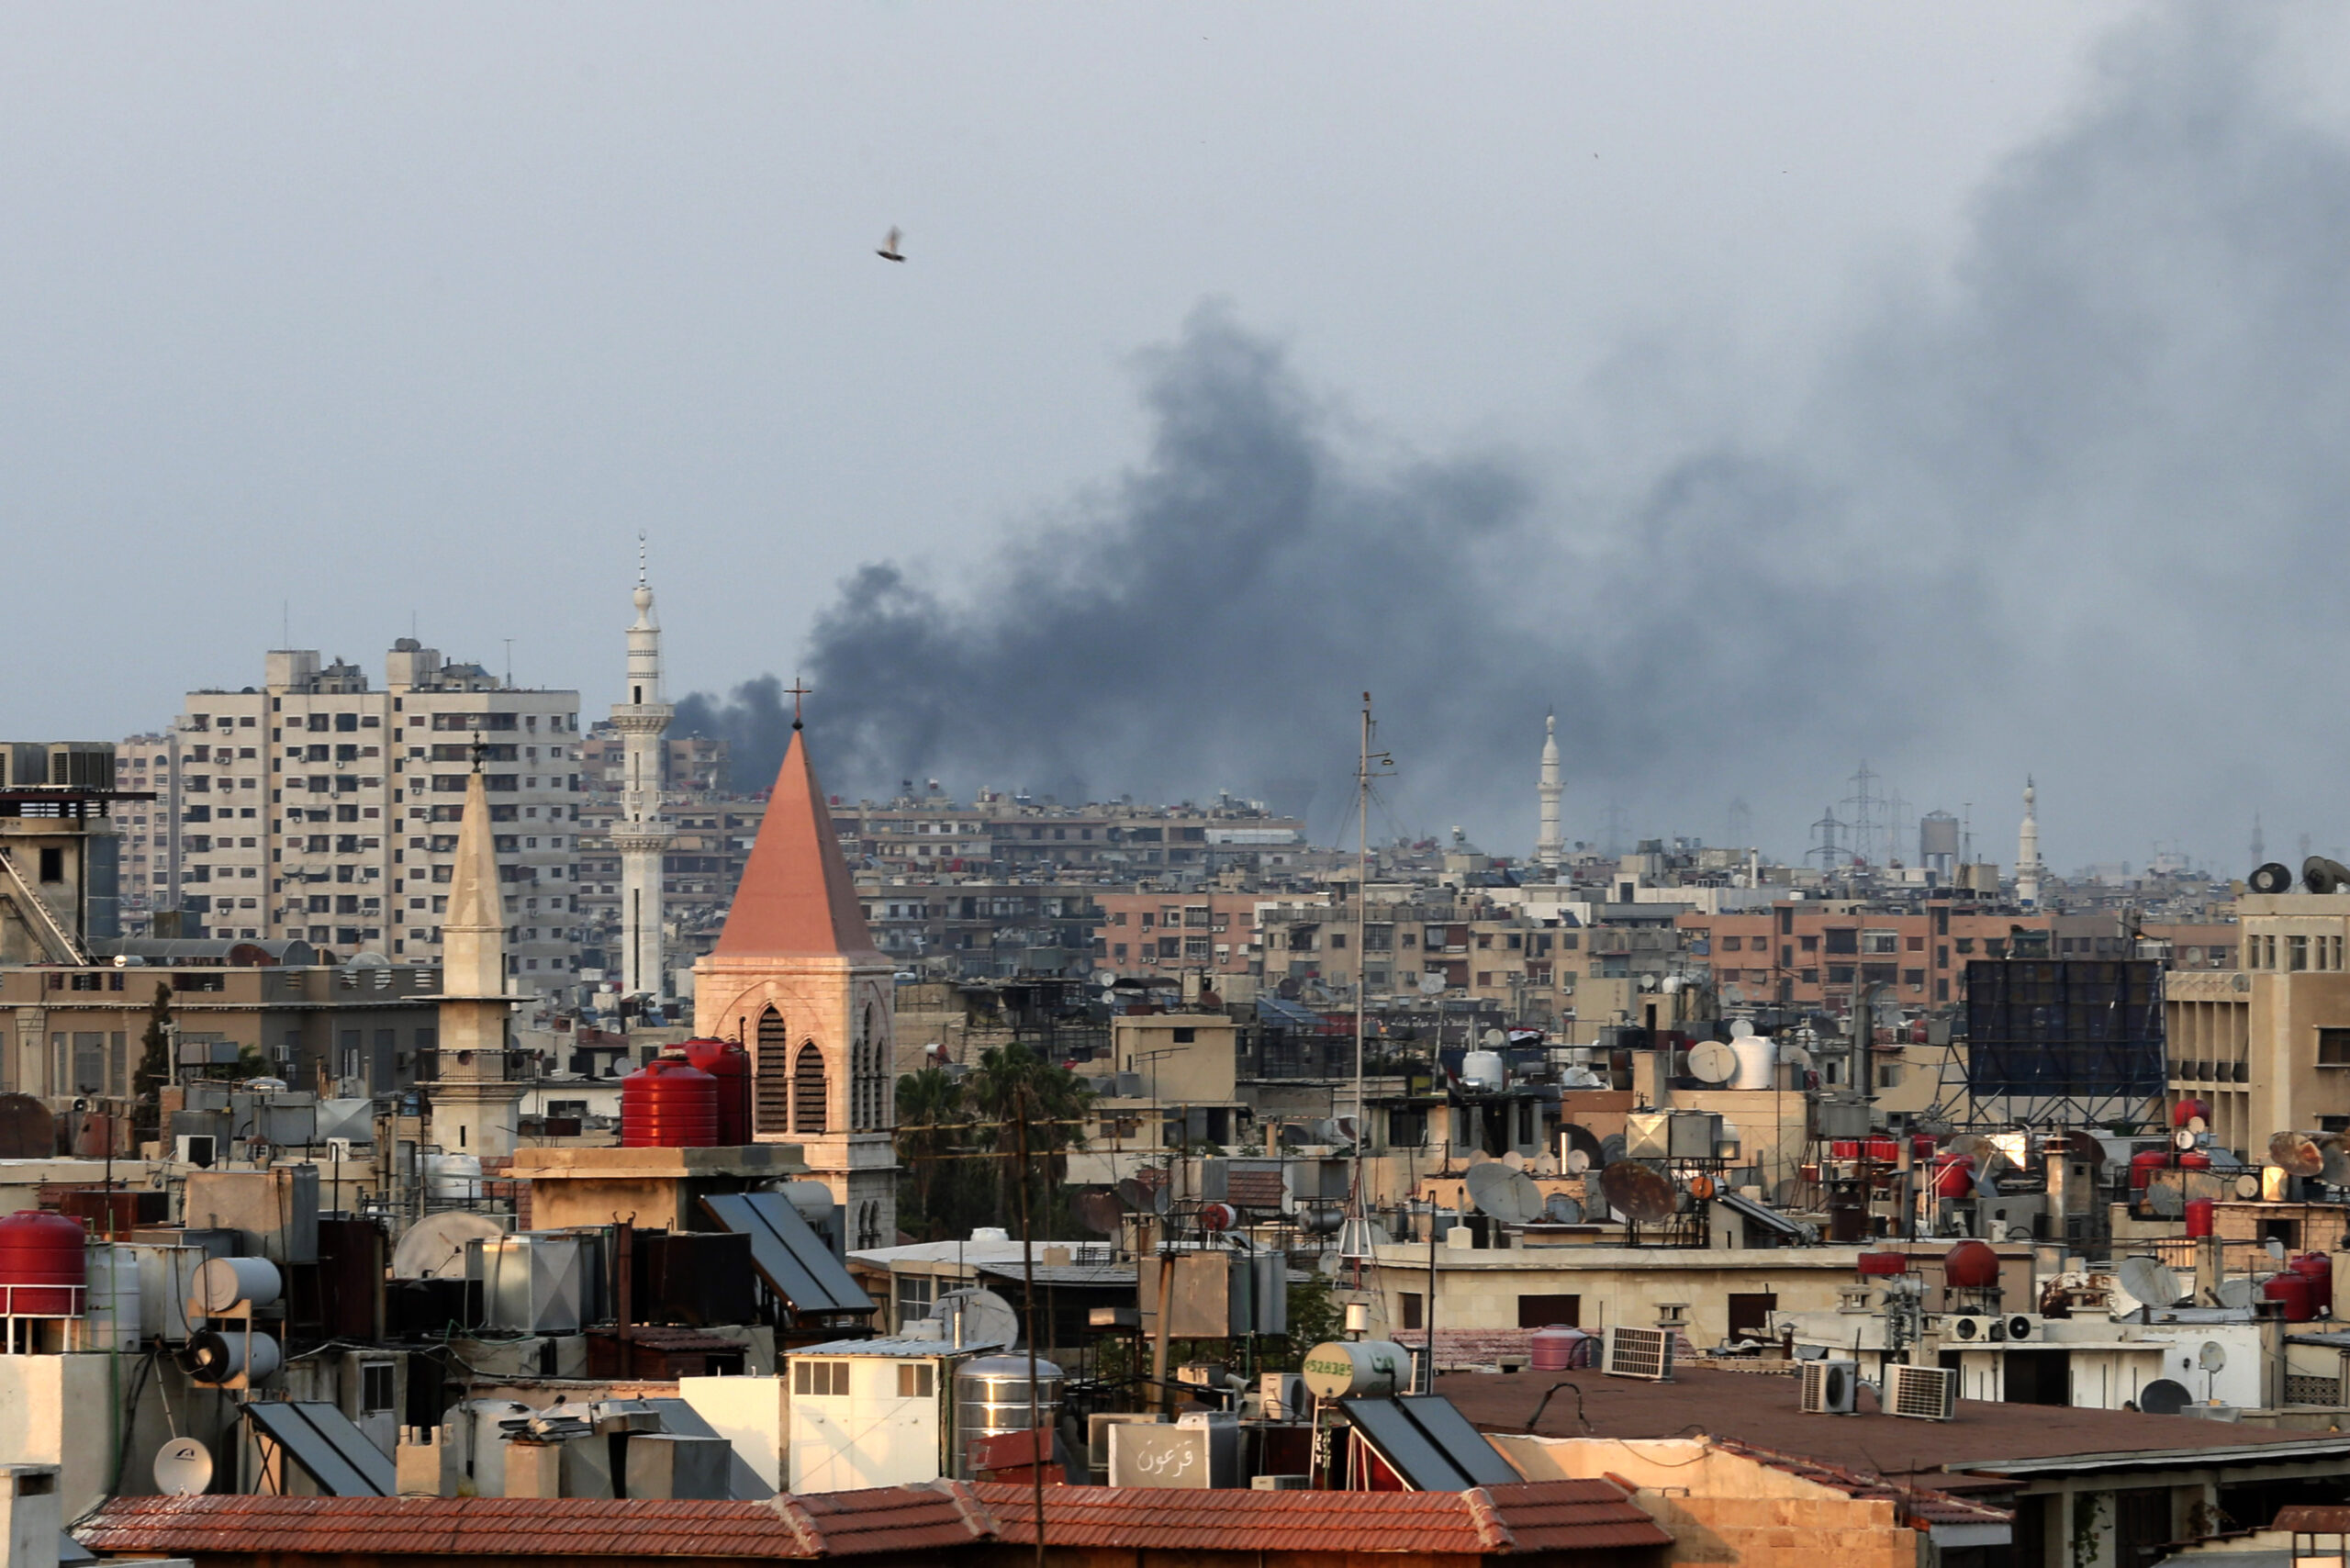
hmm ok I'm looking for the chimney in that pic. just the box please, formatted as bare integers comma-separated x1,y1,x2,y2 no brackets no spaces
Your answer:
0,1466,60,1568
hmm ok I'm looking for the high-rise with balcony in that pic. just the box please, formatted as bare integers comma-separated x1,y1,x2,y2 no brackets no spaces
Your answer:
144,643,583,993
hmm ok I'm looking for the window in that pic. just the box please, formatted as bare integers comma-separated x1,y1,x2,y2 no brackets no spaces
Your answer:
792,1360,850,1396
1824,928,1858,955
2290,935,2310,972
896,1274,934,1331
1861,930,1897,956
896,1362,934,1399
1400,1292,1424,1330
1903,969,1925,991
360,1362,396,1414
1171,1027,1196,1044
1721,935,1742,953
2320,1029,2350,1067
1799,935,1818,953
1955,937,1974,954
793,1042,829,1134
1516,1294,1579,1327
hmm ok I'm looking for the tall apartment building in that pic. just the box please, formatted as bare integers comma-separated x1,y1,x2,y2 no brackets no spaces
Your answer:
141,643,583,992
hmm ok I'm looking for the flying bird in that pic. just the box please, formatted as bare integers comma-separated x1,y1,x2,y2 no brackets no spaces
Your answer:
877,227,905,263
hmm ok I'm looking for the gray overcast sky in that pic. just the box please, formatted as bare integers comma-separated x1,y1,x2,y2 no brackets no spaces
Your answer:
10,4,2346,869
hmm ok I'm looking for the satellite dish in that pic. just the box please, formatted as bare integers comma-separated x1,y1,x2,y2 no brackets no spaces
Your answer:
1544,1193,1585,1225
2249,862,2294,894
1564,1149,1592,1176
1686,1040,1738,1085
934,1288,1020,1350
2117,1256,2185,1311
2147,1183,2184,1219
1559,1123,1606,1170
2233,1173,2264,1201
1073,1189,1126,1238
1483,1029,1506,1048
1116,1178,1152,1212
1465,1161,1544,1226
2322,1137,2350,1187
2138,1378,2192,1416
2270,1131,2324,1179
390,1211,503,1280
2172,1128,2198,1152
0,1093,56,1159
1502,1151,1527,1171
2216,1278,2255,1308
1727,1016,1757,1039
1599,1161,1677,1226
1419,972,1446,996
1599,1133,1628,1169
2188,1116,2209,1134
2198,1340,2228,1372
153,1437,214,1495
2057,1128,2107,1172
1152,1183,1174,1217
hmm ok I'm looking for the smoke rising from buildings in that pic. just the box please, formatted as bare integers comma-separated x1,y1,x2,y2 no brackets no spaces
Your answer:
681,11,2350,867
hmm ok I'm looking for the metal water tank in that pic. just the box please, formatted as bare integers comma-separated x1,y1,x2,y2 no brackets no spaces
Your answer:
1299,1340,1410,1399
954,1354,1063,1477
0,1212,86,1315
679,1038,751,1145
621,1058,719,1148
1944,1240,2001,1290
1529,1326,1587,1371
84,1243,140,1351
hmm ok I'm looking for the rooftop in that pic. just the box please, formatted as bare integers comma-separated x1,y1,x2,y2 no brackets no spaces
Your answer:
1442,1363,2350,1491
75,1478,1668,1561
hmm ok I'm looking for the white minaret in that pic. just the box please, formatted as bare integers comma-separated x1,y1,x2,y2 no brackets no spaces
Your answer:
1535,713,1564,873
2016,777,2042,908
610,544,675,998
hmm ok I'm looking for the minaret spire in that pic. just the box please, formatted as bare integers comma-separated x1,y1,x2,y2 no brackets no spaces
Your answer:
2016,777,2042,908
427,767,525,1159
1534,711,1564,874
611,545,676,1000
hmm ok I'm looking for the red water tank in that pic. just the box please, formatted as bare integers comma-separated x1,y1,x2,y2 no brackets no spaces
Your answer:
1830,1140,1862,1160
2178,1151,2213,1173
679,1037,752,1146
1865,1137,1899,1163
1857,1251,1909,1277
2292,1253,2333,1316
1933,1154,1975,1197
1530,1327,1588,1370
1945,1239,2001,1290
0,1211,86,1315
2130,1150,2174,1193
2174,1097,2211,1127
2185,1199,2215,1238
621,1058,719,1148
2263,1271,2316,1322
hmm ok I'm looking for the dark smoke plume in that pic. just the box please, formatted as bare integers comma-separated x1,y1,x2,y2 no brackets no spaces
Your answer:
684,11,2350,865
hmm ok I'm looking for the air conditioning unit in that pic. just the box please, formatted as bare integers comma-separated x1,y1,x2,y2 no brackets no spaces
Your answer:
325,1137,354,1162
1601,1325,1674,1382
1799,1358,1861,1416
1947,1315,1999,1343
1886,1363,1957,1421
2004,1315,2036,1342
1260,1372,1307,1421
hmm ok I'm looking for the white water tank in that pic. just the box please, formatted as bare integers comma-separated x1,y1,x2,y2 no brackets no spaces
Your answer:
1730,1036,1776,1091
1460,1051,1505,1092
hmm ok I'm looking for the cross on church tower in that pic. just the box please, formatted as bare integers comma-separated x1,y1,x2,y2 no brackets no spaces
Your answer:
785,678,812,730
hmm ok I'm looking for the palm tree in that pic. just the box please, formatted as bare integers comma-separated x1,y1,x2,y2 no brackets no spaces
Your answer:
894,1067,968,1238
967,1043,1092,1238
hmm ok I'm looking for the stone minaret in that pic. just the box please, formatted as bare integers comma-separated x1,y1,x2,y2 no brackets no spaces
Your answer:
2017,778,2042,909
429,760,524,1159
610,552,674,999
693,719,898,1249
1535,713,1564,873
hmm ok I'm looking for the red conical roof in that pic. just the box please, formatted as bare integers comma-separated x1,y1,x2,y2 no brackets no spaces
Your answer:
711,728,882,961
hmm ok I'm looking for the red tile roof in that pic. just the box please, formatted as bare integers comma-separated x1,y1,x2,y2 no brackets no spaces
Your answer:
961,1478,1669,1555
711,729,881,961
77,1478,1667,1560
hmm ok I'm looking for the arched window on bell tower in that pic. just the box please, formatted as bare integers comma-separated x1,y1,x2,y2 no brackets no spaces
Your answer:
793,1040,829,1134
754,1006,789,1134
